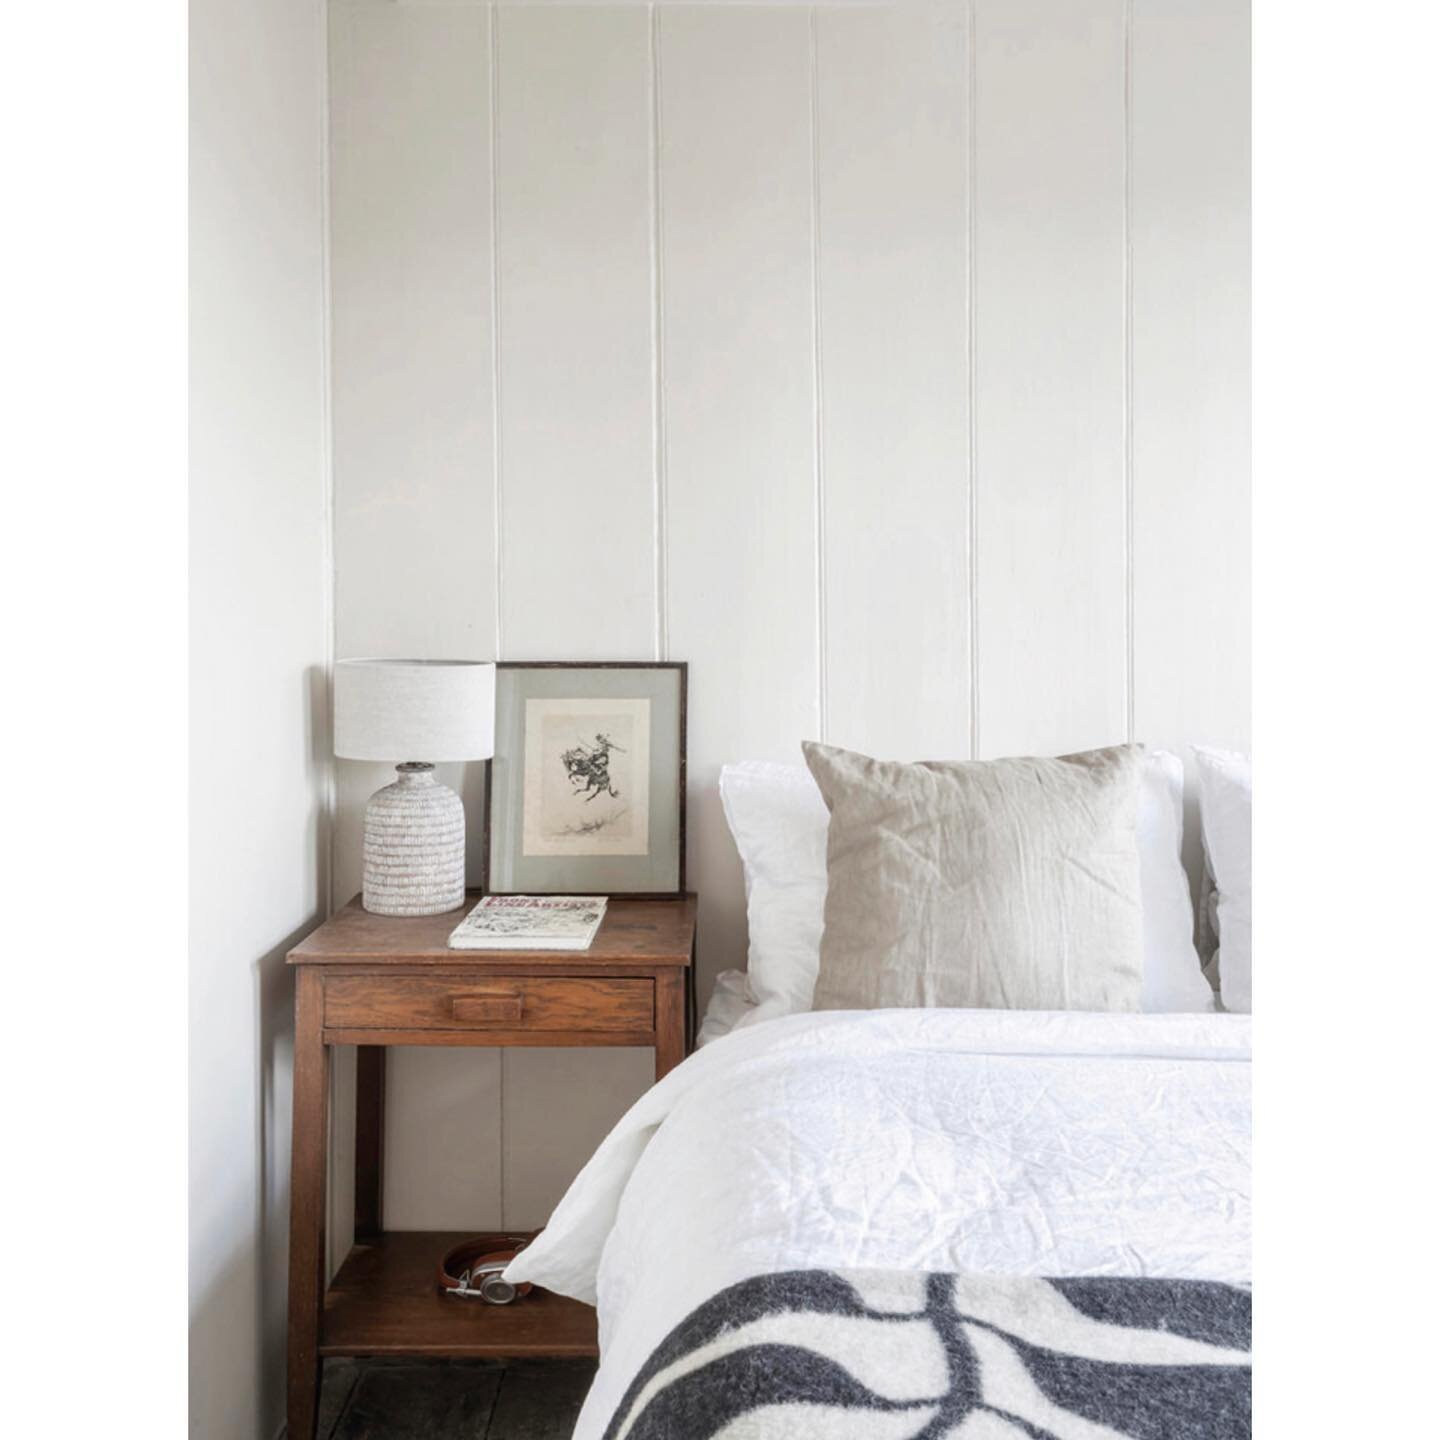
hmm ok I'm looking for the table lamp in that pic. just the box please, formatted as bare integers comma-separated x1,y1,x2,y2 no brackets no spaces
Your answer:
334,659,496,916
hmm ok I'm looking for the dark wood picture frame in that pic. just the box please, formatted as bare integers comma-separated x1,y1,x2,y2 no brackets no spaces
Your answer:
480,660,688,899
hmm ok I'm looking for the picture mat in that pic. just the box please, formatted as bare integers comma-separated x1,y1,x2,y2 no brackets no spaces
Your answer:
490,666,683,894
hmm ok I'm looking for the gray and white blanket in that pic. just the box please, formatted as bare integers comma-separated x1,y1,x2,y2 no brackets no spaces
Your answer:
601,1269,1251,1439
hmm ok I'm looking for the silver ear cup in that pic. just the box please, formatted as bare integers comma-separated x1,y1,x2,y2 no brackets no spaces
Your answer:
478,1272,518,1305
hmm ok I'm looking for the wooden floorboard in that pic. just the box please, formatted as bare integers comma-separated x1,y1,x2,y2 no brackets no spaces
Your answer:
488,1360,598,1440
316,1357,598,1439
317,1358,362,1440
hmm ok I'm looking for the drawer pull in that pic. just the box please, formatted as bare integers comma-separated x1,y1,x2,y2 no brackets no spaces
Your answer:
451,992,524,1025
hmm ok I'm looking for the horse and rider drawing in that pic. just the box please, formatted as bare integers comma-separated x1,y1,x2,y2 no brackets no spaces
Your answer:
562,732,625,803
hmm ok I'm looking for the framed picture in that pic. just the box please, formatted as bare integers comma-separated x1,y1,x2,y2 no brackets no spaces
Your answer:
483,662,687,897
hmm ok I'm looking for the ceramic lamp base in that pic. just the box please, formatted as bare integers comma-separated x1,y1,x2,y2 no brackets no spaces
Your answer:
362,763,466,916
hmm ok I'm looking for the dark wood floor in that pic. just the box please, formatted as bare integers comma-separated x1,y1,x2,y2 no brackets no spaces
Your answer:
317,1357,598,1439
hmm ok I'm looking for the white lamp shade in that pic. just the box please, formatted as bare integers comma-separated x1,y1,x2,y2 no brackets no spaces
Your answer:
334,659,495,763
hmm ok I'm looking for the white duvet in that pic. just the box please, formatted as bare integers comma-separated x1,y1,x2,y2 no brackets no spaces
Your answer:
506,1008,1252,1440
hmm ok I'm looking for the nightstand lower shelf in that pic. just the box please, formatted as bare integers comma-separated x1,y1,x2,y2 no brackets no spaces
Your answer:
321,1231,599,1359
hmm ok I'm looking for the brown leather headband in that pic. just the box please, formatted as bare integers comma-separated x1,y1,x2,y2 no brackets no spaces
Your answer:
438,1232,535,1304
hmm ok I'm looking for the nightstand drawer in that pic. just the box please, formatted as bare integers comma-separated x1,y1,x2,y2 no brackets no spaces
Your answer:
323,975,655,1033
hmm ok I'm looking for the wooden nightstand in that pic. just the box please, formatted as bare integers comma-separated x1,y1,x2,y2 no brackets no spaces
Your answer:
285,893,697,1440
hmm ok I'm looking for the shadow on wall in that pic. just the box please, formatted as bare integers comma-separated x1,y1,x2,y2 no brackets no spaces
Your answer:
309,662,334,905
189,916,313,1440
256,664,334,1423
256,919,299,1435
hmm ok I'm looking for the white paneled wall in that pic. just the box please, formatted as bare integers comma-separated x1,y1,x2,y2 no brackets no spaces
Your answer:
327,0,1249,1234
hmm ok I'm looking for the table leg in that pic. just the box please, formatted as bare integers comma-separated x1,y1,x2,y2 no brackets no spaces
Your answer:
655,969,685,1080
687,931,698,1050
287,969,329,1440
354,1046,386,1240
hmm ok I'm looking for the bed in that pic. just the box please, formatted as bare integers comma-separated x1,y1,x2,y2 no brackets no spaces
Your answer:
509,1005,1251,1438
507,745,1252,1437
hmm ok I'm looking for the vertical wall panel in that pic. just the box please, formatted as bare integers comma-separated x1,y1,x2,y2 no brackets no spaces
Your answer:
501,1046,653,1228
816,5,970,760
380,1047,501,1231
496,4,658,659
1132,0,1250,791
973,0,1128,757
493,3,658,1226
660,5,820,993
328,0,501,1234
329,0,496,663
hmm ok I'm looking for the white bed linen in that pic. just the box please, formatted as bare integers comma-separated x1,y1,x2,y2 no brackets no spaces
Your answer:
695,968,753,1045
507,1008,1251,1440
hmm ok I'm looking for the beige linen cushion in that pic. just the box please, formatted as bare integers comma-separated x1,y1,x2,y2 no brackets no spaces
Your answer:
802,741,1145,1012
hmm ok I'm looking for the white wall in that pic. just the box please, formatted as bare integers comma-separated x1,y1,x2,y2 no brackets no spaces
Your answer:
327,0,1248,1237
190,0,330,1434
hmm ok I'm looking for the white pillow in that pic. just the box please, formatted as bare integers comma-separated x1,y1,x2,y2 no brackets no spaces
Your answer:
720,750,1214,1019
1193,746,1252,1013
718,762,829,1020
1138,750,1218,1012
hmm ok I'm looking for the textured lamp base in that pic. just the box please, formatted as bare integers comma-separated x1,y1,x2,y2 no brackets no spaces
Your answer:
362,763,466,916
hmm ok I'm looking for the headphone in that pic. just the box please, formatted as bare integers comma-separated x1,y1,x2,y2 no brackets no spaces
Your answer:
438,1232,535,1305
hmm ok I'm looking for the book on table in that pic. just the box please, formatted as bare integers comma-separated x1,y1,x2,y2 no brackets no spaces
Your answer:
448,895,609,951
